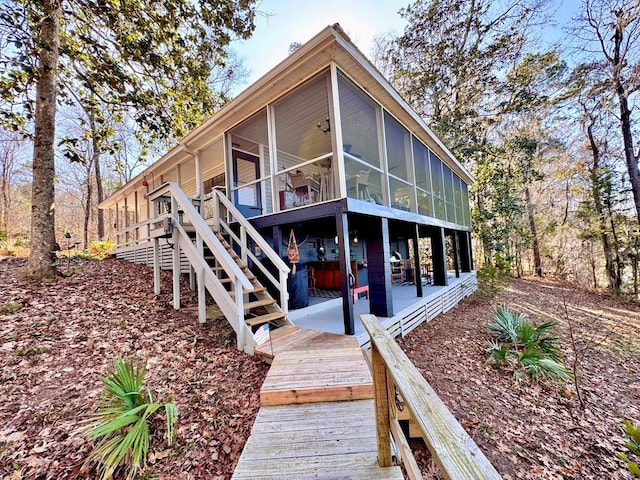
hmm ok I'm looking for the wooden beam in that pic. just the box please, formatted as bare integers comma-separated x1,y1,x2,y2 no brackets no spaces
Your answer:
371,345,392,467
335,212,354,335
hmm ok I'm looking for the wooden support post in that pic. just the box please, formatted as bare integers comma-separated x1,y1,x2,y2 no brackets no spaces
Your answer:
412,224,423,297
153,237,161,295
453,232,460,278
365,218,393,317
335,212,354,335
460,231,473,272
240,226,248,266
235,280,245,351
432,227,448,286
371,344,393,467
197,266,206,324
171,197,180,311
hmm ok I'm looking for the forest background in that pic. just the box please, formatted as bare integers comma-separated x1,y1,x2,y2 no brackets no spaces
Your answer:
1,0,639,297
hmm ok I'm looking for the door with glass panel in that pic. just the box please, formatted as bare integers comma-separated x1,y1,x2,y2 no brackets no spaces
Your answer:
233,150,262,217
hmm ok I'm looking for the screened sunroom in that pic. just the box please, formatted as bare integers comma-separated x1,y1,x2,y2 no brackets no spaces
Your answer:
225,67,472,231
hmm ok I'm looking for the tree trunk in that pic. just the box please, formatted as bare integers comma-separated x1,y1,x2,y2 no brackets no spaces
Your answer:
28,0,61,278
586,121,620,291
617,90,640,227
610,9,640,226
95,153,104,239
524,186,542,277
605,196,624,291
90,113,105,240
83,162,93,250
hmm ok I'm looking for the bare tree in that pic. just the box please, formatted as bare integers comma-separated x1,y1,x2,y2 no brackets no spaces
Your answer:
0,133,24,235
575,0,640,226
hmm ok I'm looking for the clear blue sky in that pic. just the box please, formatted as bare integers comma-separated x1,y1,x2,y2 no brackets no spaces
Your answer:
232,0,581,88
232,0,409,86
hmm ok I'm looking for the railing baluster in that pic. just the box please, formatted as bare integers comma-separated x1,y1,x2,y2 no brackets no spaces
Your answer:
371,343,393,467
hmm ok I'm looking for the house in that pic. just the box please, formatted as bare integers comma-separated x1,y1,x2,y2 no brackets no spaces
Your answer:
99,24,476,354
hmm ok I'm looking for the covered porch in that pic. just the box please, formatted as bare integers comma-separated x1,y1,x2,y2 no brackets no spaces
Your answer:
288,271,477,347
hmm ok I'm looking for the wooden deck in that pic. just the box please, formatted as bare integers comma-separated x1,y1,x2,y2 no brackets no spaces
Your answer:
232,331,403,479
254,326,360,363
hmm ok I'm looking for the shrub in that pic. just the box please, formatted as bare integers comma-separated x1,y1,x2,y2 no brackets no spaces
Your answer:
487,305,571,382
0,238,30,257
0,301,22,315
476,264,508,297
617,420,640,478
89,240,115,259
84,358,177,480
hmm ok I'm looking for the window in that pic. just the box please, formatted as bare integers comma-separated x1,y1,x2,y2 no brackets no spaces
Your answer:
413,137,433,217
461,181,471,227
384,112,412,182
454,175,464,226
338,73,381,169
443,164,455,223
430,152,445,220
274,73,332,168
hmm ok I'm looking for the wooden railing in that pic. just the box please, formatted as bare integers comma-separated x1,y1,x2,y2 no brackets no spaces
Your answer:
148,183,256,352
360,313,502,480
210,187,291,312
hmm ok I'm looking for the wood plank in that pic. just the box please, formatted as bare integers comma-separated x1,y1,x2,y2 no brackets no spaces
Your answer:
391,418,423,480
360,313,501,480
232,399,403,479
260,383,373,405
260,345,374,405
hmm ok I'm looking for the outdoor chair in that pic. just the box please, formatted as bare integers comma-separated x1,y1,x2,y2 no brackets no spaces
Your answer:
288,171,320,205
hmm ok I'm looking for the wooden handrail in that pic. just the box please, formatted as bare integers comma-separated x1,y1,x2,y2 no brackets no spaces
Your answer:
212,188,290,311
360,313,502,480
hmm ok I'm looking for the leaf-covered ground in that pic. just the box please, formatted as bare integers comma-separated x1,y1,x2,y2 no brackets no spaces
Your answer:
399,277,640,479
2,257,639,479
0,257,268,479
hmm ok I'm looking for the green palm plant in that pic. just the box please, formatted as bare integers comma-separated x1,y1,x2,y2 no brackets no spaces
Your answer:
84,358,178,480
617,420,640,477
487,305,571,382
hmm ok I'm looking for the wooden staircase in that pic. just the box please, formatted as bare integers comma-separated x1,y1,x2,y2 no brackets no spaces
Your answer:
185,227,294,344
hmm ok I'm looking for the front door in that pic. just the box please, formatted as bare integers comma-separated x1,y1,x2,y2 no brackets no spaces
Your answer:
233,150,262,217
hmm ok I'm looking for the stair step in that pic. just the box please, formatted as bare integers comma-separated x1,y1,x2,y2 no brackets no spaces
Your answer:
244,299,276,310
205,253,239,261
229,286,267,297
245,311,287,326
265,324,300,341
259,345,374,406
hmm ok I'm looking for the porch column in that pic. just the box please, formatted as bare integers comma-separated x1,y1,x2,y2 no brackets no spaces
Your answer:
453,232,460,278
365,218,393,317
412,224,423,297
195,150,203,207
432,227,448,286
460,231,472,272
272,226,282,258
336,212,355,335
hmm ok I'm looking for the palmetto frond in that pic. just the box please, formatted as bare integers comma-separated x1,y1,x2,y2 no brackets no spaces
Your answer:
84,358,178,480
487,306,571,383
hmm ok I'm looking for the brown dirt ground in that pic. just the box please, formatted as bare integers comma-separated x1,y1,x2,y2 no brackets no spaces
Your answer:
399,276,640,479
2,258,639,479
0,257,268,479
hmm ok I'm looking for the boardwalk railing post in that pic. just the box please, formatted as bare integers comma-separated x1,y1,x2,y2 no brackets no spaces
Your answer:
371,341,393,467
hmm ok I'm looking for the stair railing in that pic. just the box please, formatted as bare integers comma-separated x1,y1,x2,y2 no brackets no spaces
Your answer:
148,182,255,352
360,313,501,480
210,187,291,313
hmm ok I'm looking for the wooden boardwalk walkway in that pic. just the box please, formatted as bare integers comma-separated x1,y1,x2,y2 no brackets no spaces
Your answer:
232,328,404,479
